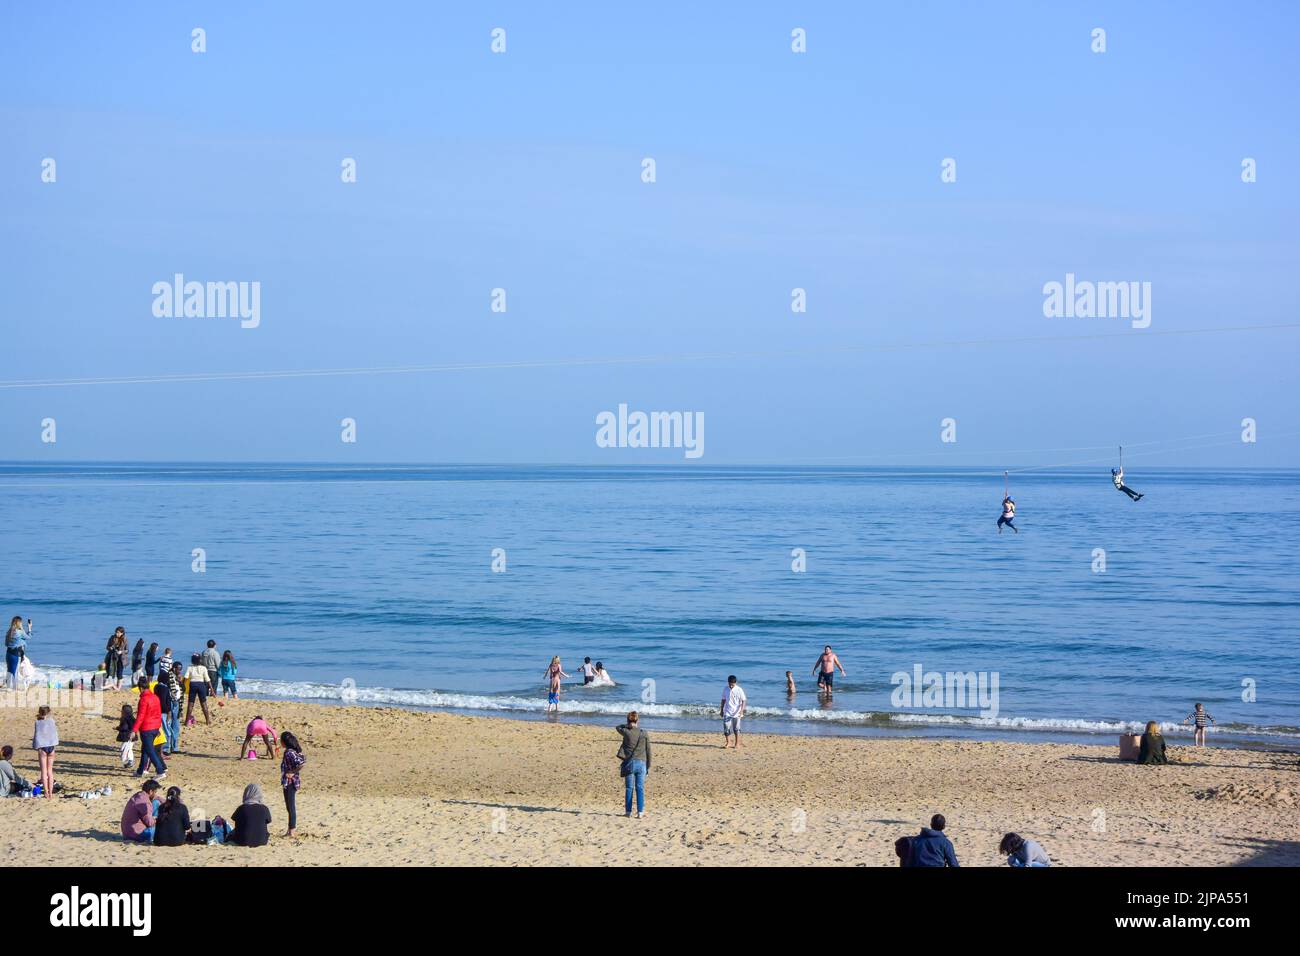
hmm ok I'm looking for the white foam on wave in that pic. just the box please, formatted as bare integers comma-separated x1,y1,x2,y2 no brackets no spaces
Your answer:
29,666,1299,740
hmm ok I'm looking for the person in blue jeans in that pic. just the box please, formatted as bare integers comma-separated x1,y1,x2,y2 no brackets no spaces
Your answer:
615,711,651,819
5,616,31,691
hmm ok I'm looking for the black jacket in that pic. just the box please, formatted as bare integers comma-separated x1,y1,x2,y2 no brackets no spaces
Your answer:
153,801,191,847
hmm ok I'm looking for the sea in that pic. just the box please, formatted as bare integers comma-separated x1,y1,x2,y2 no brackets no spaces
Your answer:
2,462,1297,749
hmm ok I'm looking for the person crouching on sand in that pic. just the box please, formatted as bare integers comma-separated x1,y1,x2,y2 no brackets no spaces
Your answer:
616,711,651,819
999,832,1051,867
543,656,568,714
1138,721,1168,764
240,715,278,760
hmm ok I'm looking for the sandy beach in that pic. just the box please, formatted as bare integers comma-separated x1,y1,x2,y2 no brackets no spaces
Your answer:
1,691,1296,867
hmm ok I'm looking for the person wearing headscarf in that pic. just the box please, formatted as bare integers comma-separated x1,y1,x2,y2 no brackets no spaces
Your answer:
229,782,272,847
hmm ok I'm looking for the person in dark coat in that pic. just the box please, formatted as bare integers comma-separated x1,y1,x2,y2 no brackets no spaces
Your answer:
153,786,192,846
906,814,960,867
1138,721,1168,765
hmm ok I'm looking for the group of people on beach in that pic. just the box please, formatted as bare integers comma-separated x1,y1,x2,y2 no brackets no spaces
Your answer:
120,726,305,847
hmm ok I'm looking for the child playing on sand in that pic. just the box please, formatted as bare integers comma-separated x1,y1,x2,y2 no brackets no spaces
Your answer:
543,656,568,713
240,716,278,760
117,703,136,768
1182,703,1215,746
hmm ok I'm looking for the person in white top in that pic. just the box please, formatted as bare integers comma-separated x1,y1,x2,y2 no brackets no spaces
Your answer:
590,662,616,687
580,657,596,685
720,675,747,748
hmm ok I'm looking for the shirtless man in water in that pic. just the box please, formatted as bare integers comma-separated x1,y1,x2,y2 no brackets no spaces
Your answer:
813,645,846,695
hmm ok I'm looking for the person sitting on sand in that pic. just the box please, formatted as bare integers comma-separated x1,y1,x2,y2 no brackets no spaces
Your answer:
153,786,192,847
590,662,616,687
1182,703,1215,747
543,656,568,713
1138,721,1168,765
616,711,651,819
906,814,960,867
121,779,161,842
229,783,273,847
240,716,278,760
0,745,32,796
999,832,1051,867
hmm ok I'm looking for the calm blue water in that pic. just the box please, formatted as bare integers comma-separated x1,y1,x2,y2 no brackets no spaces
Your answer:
2,463,1297,747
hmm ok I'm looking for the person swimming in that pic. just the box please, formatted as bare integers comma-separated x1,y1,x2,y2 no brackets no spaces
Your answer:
1111,467,1143,501
997,496,1017,533
590,662,616,687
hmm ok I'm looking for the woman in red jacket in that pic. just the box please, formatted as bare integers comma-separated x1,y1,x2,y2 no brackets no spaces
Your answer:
131,677,167,778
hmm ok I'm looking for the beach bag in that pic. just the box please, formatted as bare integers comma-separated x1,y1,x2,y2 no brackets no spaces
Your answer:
154,729,166,746
16,656,36,682
617,728,643,776
1119,733,1141,761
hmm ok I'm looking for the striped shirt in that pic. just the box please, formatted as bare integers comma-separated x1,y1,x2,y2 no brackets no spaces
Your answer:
1186,711,1214,729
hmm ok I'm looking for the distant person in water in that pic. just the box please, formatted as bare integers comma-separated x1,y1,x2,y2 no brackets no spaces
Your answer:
813,645,846,695
1111,468,1144,501
591,662,615,687
1138,721,1168,764
1182,703,1215,747
543,656,568,713
998,496,1017,533
580,657,595,685
785,671,796,697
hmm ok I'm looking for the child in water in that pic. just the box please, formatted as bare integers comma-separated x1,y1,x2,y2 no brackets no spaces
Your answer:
1182,703,1215,746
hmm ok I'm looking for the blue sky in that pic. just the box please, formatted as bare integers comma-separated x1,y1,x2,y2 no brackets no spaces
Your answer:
1,1,1297,465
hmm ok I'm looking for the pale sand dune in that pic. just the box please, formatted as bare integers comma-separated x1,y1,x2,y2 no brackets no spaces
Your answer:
2,692,1296,866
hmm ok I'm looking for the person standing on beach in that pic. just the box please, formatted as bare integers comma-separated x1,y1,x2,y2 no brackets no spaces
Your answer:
132,677,167,778
218,650,238,698
543,656,568,714
116,630,131,690
165,661,184,752
1182,703,1215,747
184,655,213,726
145,642,160,680
5,616,31,691
202,640,221,696
130,638,145,684
812,645,846,695
616,711,651,819
279,731,306,838
153,670,176,756
32,705,58,797
720,675,747,748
